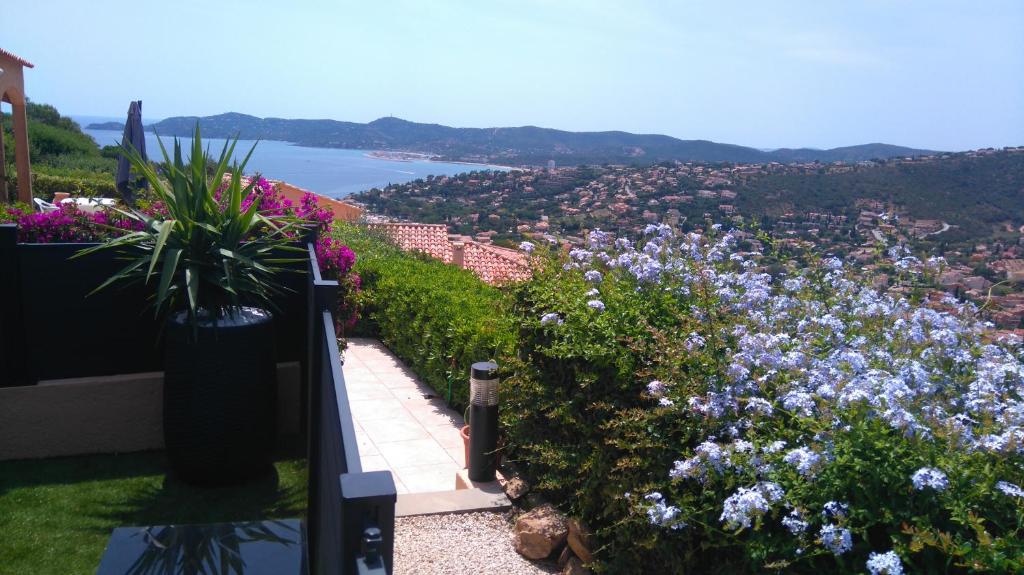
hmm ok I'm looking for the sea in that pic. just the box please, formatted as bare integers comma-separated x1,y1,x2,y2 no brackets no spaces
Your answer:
73,116,508,199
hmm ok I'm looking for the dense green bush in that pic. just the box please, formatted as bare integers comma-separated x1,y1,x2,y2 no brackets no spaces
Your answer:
503,246,706,573
28,171,117,200
502,230,1024,574
333,223,515,412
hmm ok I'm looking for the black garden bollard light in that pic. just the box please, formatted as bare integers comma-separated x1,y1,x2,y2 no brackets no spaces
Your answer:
468,361,499,482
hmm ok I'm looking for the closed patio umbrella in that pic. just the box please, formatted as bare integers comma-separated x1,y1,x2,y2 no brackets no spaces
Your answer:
116,100,148,204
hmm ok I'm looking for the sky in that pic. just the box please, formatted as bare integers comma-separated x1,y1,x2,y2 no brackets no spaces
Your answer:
2,0,1022,151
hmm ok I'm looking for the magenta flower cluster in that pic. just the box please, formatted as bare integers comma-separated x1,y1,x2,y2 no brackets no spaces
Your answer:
6,176,361,332
2,203,143,243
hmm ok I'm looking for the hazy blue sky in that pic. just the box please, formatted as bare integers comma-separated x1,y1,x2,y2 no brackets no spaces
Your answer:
3,0,1022,150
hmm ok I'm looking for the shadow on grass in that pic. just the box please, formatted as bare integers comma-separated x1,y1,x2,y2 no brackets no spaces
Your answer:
96,465,306,532
0,451,307,533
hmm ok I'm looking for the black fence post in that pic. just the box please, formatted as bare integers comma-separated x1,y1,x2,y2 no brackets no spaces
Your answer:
340,471,397,575
0,224,26,386
305,243,323,570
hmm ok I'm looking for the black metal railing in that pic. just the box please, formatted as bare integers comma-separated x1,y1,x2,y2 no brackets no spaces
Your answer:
306,242,396,575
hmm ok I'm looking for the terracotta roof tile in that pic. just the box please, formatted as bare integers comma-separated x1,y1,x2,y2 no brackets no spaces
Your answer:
462,242,531,284
369,222,531,285
368,223,454,263
0,48,34,68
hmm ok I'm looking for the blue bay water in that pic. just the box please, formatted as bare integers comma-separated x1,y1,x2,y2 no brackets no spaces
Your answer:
75,116,505,198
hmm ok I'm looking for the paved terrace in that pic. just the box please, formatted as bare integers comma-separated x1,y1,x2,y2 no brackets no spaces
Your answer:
342,338,465,494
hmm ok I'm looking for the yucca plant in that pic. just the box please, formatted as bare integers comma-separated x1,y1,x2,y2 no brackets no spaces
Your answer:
77,124,305,330
77,125,308,484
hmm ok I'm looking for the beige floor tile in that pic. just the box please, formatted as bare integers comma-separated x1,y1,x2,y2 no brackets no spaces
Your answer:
355,431,379,456
407,401,465,428
394,462,463,493
349,398,409,421
377,375,422,390
389,385,441,401
426,424,465,449
377,438,454,468
359,417,432,443
392,476,409,494
360,454,390,472
341,368,381,385
444,446,466,469
344,383,394,400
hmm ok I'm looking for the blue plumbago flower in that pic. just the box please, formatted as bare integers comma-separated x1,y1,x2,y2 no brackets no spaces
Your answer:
588,229,612,250
819,524,853,555
781,509,808,535
519,241,535,254
824,257,844,270
720,487,770,530
576,227,1024,551
670,456,704,481
784,447,823,477
587,299,606,312
783,277,807,292
866,550,904,575
658,397,675,407
568,248,593,264
911,467,949,491
996,481,1024,498
647,380,667,395
585,288,599,297
685,332,706,351
696,441,730,472
822,501,849,520
539,312,563,326
720,482,784,530
745,397,773,416
643,492,684,530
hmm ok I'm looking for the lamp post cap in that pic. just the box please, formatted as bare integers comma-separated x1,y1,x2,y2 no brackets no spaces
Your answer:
471,361,498,380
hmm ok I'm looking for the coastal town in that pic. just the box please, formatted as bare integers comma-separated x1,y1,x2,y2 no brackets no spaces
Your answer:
352,146,1024,333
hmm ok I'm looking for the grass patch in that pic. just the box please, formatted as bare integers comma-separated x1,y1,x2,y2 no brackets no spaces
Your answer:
0,452,307,575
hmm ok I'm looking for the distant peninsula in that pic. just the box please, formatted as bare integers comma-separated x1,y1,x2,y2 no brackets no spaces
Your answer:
88,113,940,166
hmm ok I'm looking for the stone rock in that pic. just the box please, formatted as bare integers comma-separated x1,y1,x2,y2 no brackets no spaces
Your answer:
562,556,592,575
504,475,530,500
557,545,573,569
513,504,569,560
567,518,594,564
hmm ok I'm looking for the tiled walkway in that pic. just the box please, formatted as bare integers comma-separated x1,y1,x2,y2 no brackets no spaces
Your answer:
342,338,466,494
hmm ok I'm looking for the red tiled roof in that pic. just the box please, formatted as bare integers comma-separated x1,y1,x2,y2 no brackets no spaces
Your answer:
369,223,453,262
462,242,531,284
0,48,34,68
368,222,531,285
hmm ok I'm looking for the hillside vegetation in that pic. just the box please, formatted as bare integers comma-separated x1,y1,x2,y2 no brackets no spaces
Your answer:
97,112,937,166
2,102,117,200
738,152,1024,238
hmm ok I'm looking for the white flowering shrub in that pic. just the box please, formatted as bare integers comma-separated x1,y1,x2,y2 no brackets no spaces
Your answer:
502,225,1024,573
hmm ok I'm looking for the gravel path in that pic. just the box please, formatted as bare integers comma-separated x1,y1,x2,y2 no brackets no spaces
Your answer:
394,511,559,575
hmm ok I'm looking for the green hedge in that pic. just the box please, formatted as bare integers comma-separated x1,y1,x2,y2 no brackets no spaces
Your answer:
5,170,118,201
333,224,515,412
33,172,117,200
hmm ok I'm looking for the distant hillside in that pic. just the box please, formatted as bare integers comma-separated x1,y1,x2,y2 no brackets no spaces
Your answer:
86,121,124,130
89,113,938,166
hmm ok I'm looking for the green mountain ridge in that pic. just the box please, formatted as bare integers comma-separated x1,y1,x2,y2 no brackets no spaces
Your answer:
87,113,939,166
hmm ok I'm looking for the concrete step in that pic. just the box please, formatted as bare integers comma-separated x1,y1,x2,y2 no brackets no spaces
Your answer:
396,487,511,517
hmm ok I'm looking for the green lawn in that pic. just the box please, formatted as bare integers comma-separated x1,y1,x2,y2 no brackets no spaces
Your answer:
0,452,307,575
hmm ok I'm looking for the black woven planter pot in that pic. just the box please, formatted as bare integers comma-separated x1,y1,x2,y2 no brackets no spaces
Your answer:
163,307,277,485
